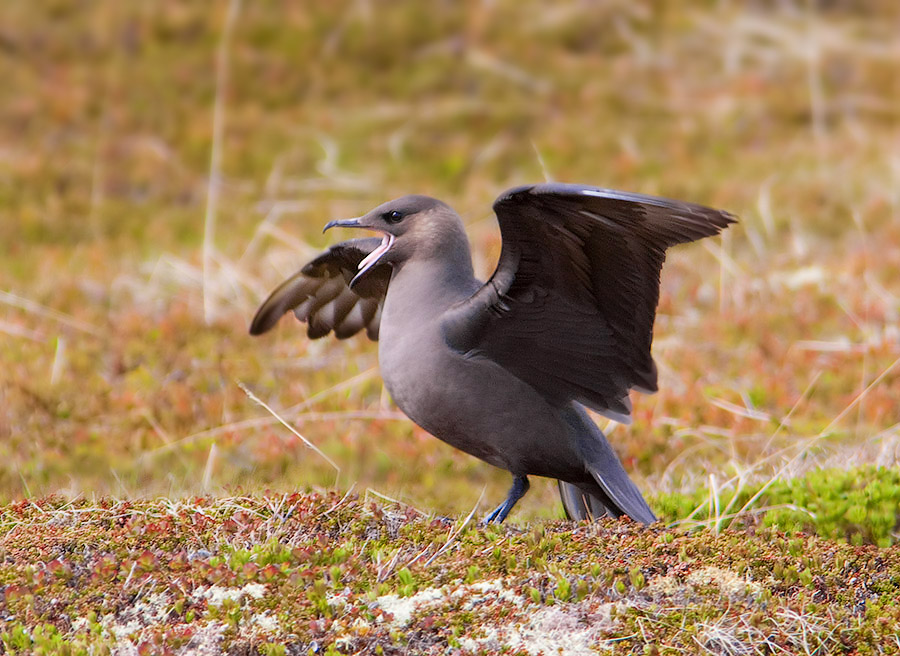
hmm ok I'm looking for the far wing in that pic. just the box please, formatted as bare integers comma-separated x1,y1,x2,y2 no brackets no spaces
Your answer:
250,237,391,341
442,183,736,421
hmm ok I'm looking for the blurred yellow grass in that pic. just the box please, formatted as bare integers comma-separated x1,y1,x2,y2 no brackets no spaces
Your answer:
0,1,897,520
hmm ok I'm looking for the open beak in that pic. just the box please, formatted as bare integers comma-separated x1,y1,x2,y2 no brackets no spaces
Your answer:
324,217,395,287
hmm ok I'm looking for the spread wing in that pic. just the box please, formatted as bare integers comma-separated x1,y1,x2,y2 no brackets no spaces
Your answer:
250,237,391,341
442,183,736,422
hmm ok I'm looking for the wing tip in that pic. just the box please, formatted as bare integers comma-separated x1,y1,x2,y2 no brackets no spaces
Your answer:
720,209,739,228
249,306,280,336
702,207,739,230
307,325,331,340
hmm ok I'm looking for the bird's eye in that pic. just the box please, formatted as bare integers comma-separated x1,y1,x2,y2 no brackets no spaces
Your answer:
383,210,403,224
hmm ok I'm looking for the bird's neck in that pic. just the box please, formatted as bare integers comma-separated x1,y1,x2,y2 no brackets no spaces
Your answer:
386,253,480,320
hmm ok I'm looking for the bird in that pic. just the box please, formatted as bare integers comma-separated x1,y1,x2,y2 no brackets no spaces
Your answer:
250,183,736,524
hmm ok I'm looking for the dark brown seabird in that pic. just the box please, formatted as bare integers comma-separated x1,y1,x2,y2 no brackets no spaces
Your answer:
250,183,736,524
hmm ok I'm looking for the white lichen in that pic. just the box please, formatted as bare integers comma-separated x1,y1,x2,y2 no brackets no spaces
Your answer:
191,582,268,607
101,591,172,642
375,577,527,628
376,587,447,627
459,604,616,655
250,611,281,634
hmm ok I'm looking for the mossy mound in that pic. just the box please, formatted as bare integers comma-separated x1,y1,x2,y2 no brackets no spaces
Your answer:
3,493,900,654
657,465,900,547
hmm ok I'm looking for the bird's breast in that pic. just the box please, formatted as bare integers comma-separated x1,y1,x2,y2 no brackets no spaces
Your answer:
377,316,584,477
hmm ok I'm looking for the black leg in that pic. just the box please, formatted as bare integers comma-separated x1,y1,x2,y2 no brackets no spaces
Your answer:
484,475,530,524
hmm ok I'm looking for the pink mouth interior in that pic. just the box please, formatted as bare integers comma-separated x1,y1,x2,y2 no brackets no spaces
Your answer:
357,233,395,272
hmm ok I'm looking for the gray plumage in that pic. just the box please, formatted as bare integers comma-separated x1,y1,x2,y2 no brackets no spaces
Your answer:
250,183,736,524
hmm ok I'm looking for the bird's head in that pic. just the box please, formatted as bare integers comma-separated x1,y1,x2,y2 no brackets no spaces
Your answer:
324,194,468,288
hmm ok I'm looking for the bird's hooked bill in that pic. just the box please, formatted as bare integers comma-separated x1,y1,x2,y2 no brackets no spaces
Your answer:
323,217,361,233
323,216,395,285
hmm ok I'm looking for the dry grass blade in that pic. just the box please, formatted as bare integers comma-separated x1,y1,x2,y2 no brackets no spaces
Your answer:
708,397,770,422
531,140,554,183
238,201,312,269
286,366,380,414
143,411,405,459
202,0,242,324
0,290,101,336
420,487,485,568
320,483,357,518
201,442,218,491
818,353,900,438
719,357,897,526
364,488,426,518
140,362,397,459
0,318,44,342
763,370,822,451
238,381,341,484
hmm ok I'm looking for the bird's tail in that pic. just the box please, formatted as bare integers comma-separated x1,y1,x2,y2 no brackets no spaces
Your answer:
558,405,657,524
558,481,616,520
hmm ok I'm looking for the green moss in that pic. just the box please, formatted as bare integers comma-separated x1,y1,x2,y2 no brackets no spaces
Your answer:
656,465,900,546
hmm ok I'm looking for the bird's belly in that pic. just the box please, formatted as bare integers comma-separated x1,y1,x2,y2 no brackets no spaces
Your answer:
378,332,585,478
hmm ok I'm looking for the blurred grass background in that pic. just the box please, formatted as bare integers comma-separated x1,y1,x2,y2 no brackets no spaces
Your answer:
0,0,898,521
